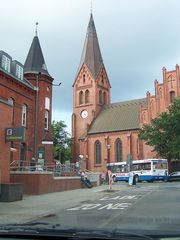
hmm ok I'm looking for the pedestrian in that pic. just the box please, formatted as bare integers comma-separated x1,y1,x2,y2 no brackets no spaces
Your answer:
80,170,85,180
80,170,92,188
107,168,113,190
100,171,106,184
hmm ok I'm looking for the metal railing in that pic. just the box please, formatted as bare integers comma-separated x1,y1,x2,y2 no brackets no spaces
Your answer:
10,160,78,176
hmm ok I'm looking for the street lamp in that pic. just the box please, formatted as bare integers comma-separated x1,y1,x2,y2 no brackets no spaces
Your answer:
107,144,111,163
34,72,41,162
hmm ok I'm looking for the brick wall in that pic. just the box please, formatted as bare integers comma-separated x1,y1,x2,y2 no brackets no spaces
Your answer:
10,173,89,195
0,70,35,164
84,130,139,173
0,100,12,183
24,73,54,165
72,65,110,162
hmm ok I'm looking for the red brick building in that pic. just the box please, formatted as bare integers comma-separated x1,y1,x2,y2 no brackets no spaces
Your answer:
139,65,180,159
0,33,54,186
72,13,180,173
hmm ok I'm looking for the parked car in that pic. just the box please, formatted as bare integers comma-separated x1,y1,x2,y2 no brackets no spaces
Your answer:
168,171,180,182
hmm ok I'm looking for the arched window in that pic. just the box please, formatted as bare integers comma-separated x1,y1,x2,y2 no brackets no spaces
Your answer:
99,90,103,104
116,139,122,162
170,91,175,103
8,97,14,106
103,92,106,104
85,90,90,104
95,140,101,164
22,104,27,127
101,75,104,86
79,91,84,105
83,74,86,84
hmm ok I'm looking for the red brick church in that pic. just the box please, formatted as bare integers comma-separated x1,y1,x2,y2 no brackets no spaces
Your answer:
72,13,180,172
0,31,54,190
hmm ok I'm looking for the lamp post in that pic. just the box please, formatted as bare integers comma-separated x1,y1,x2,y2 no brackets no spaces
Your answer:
34,72,41,163
107,144,111,164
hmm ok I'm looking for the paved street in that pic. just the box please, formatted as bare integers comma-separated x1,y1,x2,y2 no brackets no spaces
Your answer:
34,181,180,232
1,181,180,233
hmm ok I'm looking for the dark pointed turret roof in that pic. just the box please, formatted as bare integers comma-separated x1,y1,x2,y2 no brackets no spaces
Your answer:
78,13,103,79
24,36,50,76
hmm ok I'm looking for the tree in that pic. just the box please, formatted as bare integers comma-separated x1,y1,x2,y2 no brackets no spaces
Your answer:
51,120,72,163
139,97,180,169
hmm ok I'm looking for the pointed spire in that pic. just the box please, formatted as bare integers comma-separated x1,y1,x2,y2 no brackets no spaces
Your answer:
24,32,50,76
78,13,103,79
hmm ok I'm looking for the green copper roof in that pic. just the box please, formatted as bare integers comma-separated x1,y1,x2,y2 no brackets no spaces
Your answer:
88,98,146,134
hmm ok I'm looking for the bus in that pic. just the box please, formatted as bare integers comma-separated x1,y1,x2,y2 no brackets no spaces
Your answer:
107,159,168,182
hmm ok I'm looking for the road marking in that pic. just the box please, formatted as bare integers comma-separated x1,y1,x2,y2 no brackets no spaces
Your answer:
67,204,101,211
66,195,139,211
66,202,131,211
99,195,139,201
98,203,132,210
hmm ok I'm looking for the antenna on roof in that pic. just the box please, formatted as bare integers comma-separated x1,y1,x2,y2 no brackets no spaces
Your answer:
35,22,39,36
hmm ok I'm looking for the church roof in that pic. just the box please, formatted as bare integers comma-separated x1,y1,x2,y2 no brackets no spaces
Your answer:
77,13,103,79
88,98,146,134
24,36,50,76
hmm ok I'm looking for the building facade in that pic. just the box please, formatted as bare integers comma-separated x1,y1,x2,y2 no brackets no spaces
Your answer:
72,13,180,173
139,65,180,159
0,34,54,185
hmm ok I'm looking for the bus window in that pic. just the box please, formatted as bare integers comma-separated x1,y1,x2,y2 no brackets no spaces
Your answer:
132,163,151,171
142,163,151,170
153,161,167,169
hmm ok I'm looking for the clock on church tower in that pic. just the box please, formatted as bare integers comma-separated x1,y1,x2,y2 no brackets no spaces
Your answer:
81,110,88,119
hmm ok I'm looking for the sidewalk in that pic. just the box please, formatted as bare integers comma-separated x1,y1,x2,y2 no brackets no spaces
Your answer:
0,183,128,224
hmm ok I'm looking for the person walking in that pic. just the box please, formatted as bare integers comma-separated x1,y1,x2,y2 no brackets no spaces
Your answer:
107,168,113,190
100,171,106,184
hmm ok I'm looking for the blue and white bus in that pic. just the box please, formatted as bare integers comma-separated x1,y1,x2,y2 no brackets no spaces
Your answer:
107,159,168,182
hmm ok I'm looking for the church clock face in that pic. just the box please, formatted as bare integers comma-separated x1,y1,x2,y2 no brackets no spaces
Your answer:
81,110,88,119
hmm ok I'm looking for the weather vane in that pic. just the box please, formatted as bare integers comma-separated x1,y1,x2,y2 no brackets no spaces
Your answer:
35,22,39,36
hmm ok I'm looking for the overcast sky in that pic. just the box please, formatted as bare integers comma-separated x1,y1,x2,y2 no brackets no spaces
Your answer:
1,0,180,133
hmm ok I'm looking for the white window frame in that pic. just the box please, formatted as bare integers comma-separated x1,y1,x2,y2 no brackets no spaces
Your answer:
45,97,50,110
15,64,23,80
2,55,11,72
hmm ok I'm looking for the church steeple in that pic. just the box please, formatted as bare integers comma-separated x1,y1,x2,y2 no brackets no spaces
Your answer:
24,35,50,76
72,13,111,164
77,13,103,79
